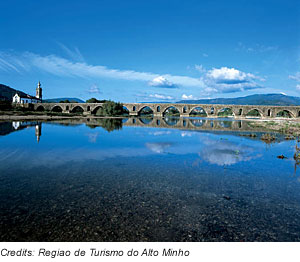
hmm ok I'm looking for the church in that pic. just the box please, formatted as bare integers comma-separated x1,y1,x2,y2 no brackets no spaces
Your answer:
12,81,42,104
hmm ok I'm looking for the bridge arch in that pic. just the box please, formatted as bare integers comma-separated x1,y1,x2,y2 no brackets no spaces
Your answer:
122,106,129,115
276,110,295,118
36,105,45,111
162,106,180,117
217,107,234,117
189,106,208,117
51,105,63,112
71,106,84,114
245,108,263,118
91,106,104,115
138,106,154,116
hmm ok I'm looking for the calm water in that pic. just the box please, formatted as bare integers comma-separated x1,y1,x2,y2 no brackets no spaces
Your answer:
0,118,300,241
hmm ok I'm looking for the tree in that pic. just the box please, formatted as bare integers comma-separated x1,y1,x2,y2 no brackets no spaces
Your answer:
86,98,108,103
94,100,126,116
86,98,100,103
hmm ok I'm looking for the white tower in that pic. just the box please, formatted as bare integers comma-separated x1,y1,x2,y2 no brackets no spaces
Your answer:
36,81,42,100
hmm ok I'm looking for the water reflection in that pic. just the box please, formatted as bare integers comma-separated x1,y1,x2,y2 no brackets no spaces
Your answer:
163,116,179,126
139,117,153,125
0,121,42,142
146,142,172,153
1,118,300,241
199,138,260,166
218,121,232,128
190,118,206,127
0,118,288,143
86,118,123,132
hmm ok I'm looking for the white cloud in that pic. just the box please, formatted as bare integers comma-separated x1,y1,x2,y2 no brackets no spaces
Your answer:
0,51,205,88
181,94,195,100
57,42,85,62
207,67,256,83
194,64,206,73
148,76,177,88
289,72,300,82
87,84,101,94
237,42,278,53
289,73,300,91
0,51,264,95
149,93,174,100
0,54,23,73
204,67,263,93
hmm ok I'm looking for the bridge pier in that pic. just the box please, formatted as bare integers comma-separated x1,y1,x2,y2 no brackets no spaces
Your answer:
180,113,190,117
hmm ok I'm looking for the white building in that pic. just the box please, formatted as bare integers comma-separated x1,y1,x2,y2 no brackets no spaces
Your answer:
12,81,42,104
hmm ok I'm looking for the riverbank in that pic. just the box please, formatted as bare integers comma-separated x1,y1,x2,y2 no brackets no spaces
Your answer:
0,111,126,121
248,120,300,136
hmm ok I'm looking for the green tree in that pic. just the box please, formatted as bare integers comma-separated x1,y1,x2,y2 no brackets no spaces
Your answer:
86,98,100,103
94,100,126,116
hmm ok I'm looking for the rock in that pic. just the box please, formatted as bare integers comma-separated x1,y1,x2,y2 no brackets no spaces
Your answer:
277,155,287,159
223,196,231,200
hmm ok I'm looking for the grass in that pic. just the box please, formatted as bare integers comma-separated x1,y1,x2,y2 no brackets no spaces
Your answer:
260,133,276,143
266,121,278,126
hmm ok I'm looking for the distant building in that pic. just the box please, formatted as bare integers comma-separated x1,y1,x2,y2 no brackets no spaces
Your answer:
12,81,43,104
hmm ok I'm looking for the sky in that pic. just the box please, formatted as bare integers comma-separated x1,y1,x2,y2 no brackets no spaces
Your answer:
0,0,299,102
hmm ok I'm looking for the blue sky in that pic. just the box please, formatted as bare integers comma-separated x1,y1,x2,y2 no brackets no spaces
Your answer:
0,0,299,102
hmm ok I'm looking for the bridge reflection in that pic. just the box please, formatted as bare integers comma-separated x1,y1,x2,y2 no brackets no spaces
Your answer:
122,117,260,132
0,117,278,142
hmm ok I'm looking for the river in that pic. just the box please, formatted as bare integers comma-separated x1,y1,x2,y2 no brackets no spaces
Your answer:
0,117,300,241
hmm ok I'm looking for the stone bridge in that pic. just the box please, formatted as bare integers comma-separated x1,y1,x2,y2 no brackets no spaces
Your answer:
32,102,300,118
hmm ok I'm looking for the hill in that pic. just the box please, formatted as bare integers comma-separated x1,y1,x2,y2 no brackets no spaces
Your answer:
0,84,84,103
44,98,85,103
0,84,28,101
177,94,300,106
